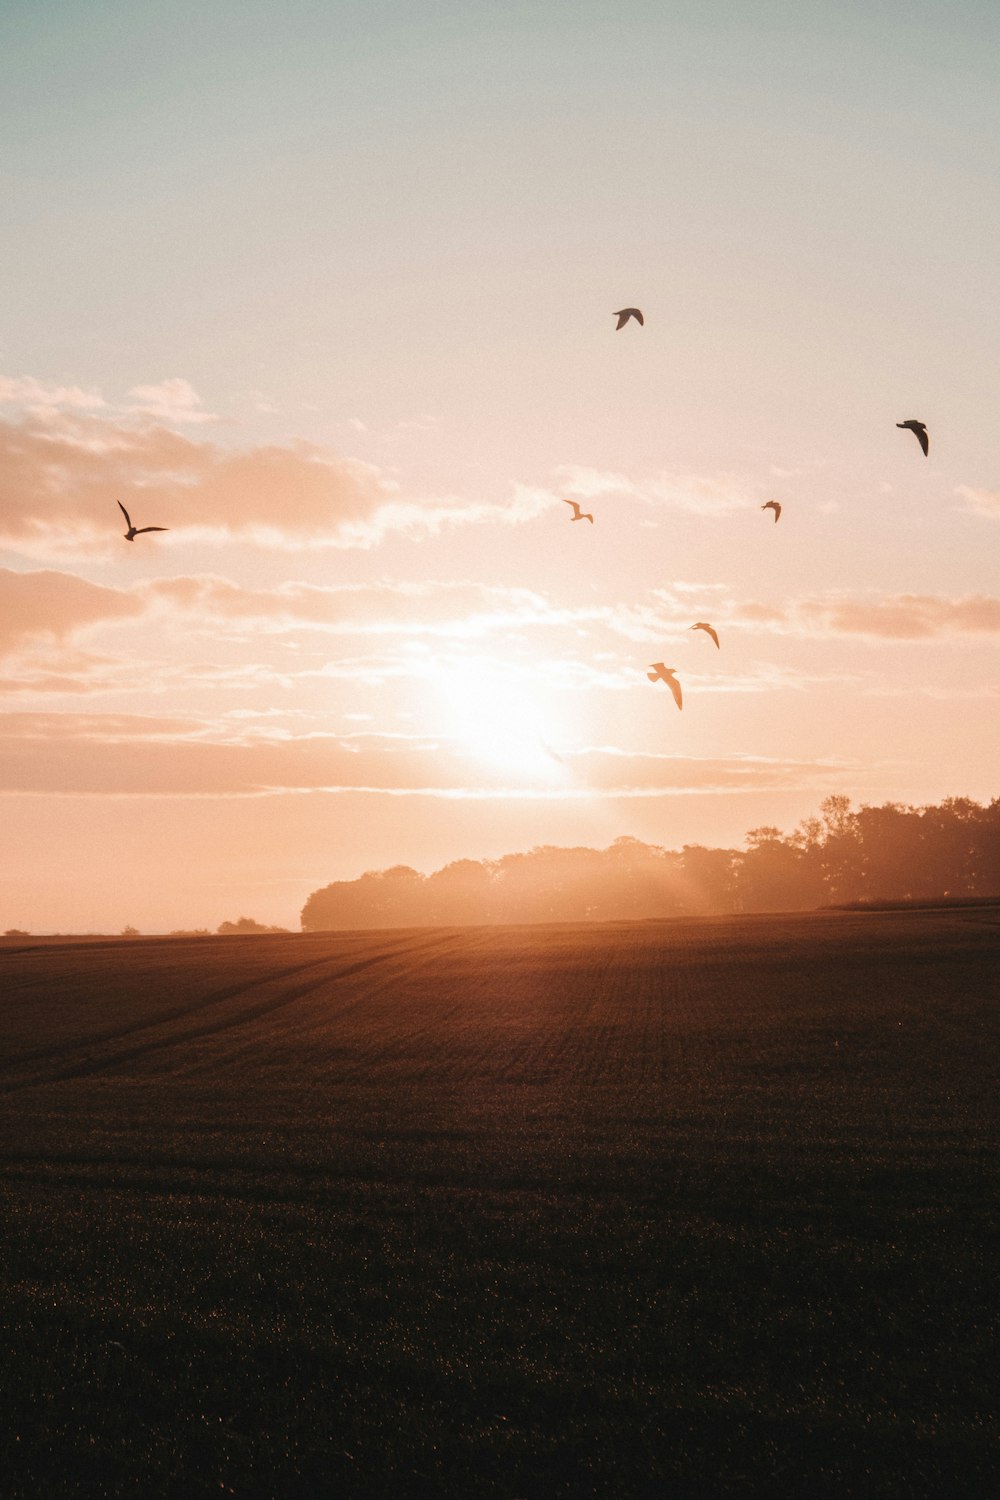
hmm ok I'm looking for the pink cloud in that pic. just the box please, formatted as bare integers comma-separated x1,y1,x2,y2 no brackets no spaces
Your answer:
0,711,859,798
0,375,106,412
0,410,556,550
737,592,1000,640
0,412,394,547
0,568,142,650
145,576,555,634
127,378,218,425
556,465,762,516
800,593,1000,639
735,601,789,625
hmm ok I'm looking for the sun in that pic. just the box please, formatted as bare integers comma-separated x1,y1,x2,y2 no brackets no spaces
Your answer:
431,659,568,783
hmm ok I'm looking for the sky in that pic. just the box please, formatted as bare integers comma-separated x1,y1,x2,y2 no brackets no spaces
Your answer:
2,0,999,933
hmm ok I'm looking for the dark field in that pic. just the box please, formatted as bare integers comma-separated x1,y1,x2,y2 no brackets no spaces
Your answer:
2,911,998,1498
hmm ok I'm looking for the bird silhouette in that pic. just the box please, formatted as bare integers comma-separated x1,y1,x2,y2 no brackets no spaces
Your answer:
562,499,594,524
690,622,720,649
118,501,168,541
647,663,682,710
614,308,643,329
896,419,929,456
761,500,781,523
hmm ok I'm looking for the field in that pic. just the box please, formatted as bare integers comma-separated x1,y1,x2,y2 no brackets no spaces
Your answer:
1,910,998,1497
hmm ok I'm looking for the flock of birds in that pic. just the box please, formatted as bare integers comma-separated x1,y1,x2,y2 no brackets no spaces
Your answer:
567,314,930,709
114,308,932,715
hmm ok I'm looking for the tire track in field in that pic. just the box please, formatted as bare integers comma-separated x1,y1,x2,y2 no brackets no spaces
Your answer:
0,932,459,1094
1,930,458,1073
0,953,352,1075
211,927,500,1086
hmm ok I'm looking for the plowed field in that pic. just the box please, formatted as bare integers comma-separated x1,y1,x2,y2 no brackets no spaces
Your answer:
2,909,998,1496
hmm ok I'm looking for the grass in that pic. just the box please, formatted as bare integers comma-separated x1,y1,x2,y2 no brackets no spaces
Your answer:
1,909,998,1496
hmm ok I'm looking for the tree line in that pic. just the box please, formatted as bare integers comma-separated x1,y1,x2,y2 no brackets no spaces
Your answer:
300,795,1000,931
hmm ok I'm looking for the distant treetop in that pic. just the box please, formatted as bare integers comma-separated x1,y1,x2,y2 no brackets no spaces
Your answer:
217,916,291,935
300,793,1000,931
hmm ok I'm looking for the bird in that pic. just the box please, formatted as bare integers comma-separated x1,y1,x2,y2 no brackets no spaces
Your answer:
896,419,929,456
614,308,643,329
647,663,682,710
562,498,594,524
761,500,781,523
118,500,168,541
690,622,720,649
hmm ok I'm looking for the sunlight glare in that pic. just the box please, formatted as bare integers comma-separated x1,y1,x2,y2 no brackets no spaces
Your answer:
433,660,568,783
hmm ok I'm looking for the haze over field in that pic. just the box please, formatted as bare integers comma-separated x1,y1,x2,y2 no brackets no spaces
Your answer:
2,2,999,932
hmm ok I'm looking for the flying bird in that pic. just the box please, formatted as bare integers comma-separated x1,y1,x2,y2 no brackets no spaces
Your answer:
761,500,781,523
118,501,168,541
896,419,929,456
614,307,643,329
690,622,720,649
647,663,682,710
562,499,594,524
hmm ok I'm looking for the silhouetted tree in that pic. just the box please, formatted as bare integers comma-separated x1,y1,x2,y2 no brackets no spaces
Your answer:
677,844,739,912
424,859,497,925
736,827,818,912
300,794,1000,930
217,916,290,934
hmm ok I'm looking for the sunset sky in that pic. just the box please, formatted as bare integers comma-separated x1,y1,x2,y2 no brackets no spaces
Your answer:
2,1,999,932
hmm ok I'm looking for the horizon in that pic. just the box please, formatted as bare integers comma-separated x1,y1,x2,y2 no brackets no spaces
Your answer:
3,2,999,933
5,788,997,936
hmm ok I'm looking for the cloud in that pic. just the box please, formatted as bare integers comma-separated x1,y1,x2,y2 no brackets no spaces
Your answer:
0,408,559,552
0,375,106,412
0,711,861,798
145,575,560,636
127,378,218,425
0,650,131,697
557,465,763,516
0,568,142,650
0,569,700,662
1,371,217,424
0,411,396,549
734,601,788,626
956,485,1000,520
145,575,710,651
737,592,1000,640
805,594,1000,639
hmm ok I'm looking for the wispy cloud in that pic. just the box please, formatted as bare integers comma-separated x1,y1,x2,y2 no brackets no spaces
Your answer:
956,485,1000,520
0,375,107,412
0,568,699,659
0,711,862,798
0,568,142,650
0,407,559,552
557,465,765,516
127,378,218,425
737,591,1000,640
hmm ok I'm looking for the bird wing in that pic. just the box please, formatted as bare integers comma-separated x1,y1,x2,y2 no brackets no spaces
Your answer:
563,498,581,517
898,421,929,455
647,663,665,681
632,309,644,325
706,626,719,648
669,676,682,710
134,526,169,534
585,513,594,523
117,500,132,527
615,311,628,330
